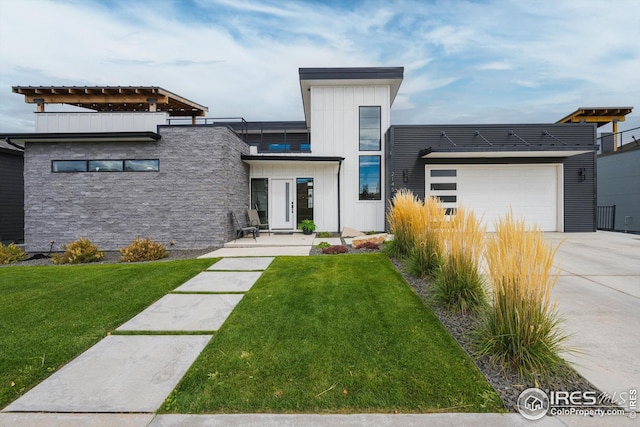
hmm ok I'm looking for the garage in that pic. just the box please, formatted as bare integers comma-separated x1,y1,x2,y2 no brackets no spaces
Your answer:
426,164,563,232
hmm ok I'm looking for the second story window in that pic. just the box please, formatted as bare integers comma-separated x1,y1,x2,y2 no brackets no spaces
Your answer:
359,106,381,151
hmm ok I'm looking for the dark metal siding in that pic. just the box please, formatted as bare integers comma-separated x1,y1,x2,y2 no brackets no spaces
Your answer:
563,152,597,231
0,150,24,243
388,123,597,232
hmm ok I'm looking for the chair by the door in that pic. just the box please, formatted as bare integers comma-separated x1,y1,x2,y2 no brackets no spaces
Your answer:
231,211,257,241
247,208,270,235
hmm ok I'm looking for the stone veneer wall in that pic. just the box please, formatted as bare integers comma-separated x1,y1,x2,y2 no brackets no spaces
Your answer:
24,126,250,252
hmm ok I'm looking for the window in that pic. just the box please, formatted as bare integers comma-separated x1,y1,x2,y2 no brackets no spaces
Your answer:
359,155,381,200
89,160,123,172
125,159,159,172
52,159,159,173
359,106,381,151
430,183,457,191
430,169,457,177
52,160,87,172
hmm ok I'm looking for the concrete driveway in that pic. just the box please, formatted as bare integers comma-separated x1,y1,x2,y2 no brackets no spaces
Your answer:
547,231,640,411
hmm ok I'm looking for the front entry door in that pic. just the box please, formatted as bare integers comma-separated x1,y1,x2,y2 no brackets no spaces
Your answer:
272,179,294,229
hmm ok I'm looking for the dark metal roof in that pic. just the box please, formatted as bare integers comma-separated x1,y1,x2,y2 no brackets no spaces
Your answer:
0,132,161,144
299,67,404,81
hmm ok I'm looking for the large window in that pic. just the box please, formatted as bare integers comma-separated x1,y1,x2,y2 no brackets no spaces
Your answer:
125,159,159,172
359,106,381,151
51,160,87,173
89,160,123,172
52,159,159,173
359,155,381,200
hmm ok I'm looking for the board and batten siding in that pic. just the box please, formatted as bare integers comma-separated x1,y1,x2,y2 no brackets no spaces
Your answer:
310,85,391,231
388,123,597,232
248,162,340,232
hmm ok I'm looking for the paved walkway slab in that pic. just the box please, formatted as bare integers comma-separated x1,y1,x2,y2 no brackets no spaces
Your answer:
207,257,275,271
199,247,310,257
3,335,211,413
148,413,565,427
0,413,154,427
117,294,243,331
174,271,262,293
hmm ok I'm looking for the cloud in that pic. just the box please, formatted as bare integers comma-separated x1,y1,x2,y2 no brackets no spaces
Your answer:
0,0,638,133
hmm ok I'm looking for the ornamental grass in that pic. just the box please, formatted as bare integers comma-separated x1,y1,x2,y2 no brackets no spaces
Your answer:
476,212,568,378
433,206,487,314
406,195,446,279
385,189,422,258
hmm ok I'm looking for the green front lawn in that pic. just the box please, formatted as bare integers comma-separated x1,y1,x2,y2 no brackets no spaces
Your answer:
0,259,214,408
165,254,503,413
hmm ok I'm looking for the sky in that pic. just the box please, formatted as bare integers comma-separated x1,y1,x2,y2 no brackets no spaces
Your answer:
1,0,639,135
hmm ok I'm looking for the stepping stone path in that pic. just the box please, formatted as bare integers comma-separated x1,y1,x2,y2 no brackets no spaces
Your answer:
3,257,274,414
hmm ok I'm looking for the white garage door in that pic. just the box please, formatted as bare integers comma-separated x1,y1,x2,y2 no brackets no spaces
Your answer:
426,164,562,232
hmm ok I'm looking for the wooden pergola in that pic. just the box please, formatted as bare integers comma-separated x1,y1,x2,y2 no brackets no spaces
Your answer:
12,86,208,121
557,107,633,151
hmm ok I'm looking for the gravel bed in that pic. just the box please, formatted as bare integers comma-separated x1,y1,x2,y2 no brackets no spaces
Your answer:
1,247,218,268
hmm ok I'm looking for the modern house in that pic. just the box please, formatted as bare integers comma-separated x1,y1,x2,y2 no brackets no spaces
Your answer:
1,67,601,252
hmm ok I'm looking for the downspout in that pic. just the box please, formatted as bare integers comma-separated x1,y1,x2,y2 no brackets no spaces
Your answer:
337,159,342,233
3,138,25,151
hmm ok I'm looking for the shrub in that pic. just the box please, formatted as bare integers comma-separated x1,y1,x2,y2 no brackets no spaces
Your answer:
385,189,422,258
119,236,168,262
433,206,487,314
406,196,446,279
354,241,380,250
476,212,567,379
0,243,27,264
316,241,332,249
52,237,104,264
322,245,348,255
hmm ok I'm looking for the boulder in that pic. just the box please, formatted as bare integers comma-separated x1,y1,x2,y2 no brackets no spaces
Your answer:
341,227,365,238
352,233,388,247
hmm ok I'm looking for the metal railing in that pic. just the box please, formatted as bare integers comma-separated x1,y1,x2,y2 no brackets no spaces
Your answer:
597,205,616,231
597,126,640,152
165,117,311,153
166,117,248,140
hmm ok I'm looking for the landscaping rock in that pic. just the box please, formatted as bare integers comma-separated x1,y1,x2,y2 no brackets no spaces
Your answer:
352,233,387,247
341,227,365,238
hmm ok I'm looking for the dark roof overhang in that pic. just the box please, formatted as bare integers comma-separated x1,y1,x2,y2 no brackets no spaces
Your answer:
419,146,596,159
0,131,161,144
241,154,344,165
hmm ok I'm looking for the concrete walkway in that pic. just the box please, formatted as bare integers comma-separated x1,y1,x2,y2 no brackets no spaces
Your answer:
2,257,275,422
2,233,638,426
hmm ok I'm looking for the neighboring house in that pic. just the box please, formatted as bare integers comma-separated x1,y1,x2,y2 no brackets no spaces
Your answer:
597,138,640,233
0,140,24,244
1,68,602,252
